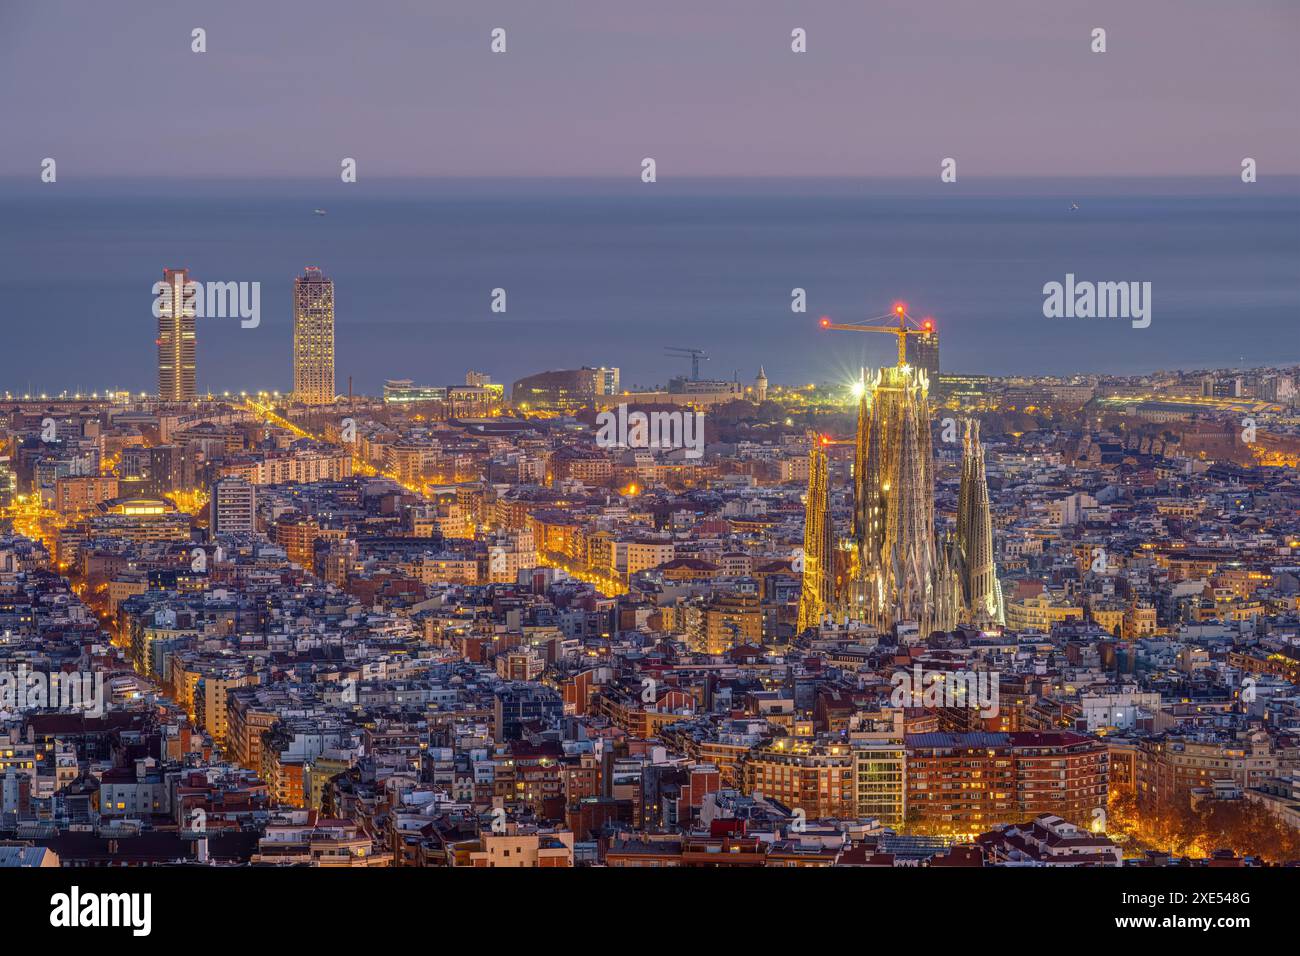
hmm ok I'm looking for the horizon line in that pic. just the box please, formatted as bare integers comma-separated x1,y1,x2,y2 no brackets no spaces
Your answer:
5,173,1299,181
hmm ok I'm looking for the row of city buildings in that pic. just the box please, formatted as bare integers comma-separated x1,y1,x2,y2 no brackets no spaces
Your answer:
1,340,1299,866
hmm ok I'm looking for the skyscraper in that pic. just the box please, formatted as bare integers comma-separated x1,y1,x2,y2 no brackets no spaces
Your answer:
157,267,197,402
293,266,335,406
905,324,939,381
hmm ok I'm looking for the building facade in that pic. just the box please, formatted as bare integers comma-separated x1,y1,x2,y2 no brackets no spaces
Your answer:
157,267,197,402
293,266,335,406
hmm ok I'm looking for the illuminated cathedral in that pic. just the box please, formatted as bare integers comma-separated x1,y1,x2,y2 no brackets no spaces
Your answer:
797,306,1004,636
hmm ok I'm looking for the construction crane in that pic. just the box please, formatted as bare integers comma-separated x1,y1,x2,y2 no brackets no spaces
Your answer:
665,347,708,381
819,303,934,367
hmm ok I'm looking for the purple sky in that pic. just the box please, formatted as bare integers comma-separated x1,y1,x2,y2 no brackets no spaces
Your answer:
2,0,1297,178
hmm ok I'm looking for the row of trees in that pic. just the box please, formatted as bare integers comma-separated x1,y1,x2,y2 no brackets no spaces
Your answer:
1109,789,1300,863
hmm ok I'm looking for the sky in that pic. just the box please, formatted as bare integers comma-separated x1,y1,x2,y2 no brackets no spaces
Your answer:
1,0,1297,179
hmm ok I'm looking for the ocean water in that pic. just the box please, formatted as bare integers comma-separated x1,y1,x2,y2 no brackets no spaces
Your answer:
0,177,1296,396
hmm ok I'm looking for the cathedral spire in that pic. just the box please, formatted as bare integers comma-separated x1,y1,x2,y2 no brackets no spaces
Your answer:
822,307,1001,637
955,417,1004,627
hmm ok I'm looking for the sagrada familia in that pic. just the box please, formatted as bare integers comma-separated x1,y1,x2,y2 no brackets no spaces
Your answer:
798,308,1004,636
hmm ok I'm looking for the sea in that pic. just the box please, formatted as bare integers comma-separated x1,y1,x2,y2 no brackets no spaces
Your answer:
0,176,1296,397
